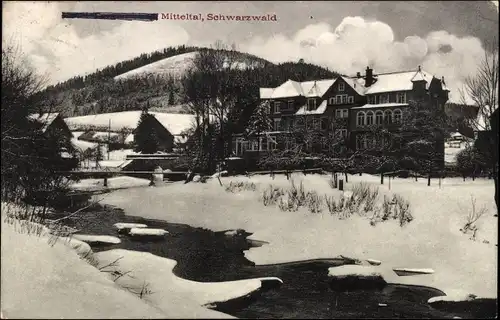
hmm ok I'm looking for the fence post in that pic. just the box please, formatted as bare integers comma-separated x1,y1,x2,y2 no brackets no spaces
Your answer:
103,177,108,187
339,179,344,191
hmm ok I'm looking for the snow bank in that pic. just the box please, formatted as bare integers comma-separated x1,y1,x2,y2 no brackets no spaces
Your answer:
328,265,382,278
72,234,121,244
113,222,148,230
129,228,169,236
94,249,282,317
1,217,168,318
367,259,382,266
328,265,386,290
428,294,481,304
393,267,435,276
100,173,497,298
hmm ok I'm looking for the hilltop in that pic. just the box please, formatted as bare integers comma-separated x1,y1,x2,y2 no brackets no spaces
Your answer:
35,46,339,118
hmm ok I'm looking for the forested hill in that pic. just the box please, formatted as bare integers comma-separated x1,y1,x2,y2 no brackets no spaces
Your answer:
36,46,339,117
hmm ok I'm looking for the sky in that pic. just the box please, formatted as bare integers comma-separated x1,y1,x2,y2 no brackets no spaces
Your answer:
2,1,499,103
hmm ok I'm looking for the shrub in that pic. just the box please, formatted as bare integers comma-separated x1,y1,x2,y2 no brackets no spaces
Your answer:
352,182,379,213
261,185,285,206
459,195,488,240
225,181,257,193
287,179,307,207
306,191,323,213
278,195,299,212
371,194,413,227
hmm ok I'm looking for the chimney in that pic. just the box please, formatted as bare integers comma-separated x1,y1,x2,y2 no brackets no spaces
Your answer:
365,66,374,87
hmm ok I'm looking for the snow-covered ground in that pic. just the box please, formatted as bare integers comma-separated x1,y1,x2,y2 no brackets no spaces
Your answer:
1,204,284,318
71,176,152,191
100,173,497,299
95,249,282,313
444,141,471,164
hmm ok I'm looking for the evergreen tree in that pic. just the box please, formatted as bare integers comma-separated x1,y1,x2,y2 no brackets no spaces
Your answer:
134,107,160,154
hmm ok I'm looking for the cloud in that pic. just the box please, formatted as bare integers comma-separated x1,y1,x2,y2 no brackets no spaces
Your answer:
240,16,489,104
3,1,190,85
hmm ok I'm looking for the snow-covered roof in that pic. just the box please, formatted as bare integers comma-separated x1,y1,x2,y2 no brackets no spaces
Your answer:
351,103,409,110
295,100,328,115
339,76,367,96
259,88,274,99
29,113,60,133
300,79,336,98
270,79,304,98
264,79,336,99
64,111,196,135
364,69,435,94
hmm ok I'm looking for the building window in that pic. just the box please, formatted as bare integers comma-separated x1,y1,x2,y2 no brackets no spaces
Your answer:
356,135,365,150
336,129,348,138
384,110,393,124
339,82,345,92
368,95,377,104
396,92,406,104
348,96,354,104
321,117,328,130
366,111,374,126
335,95,343,104
379,94,389,104
357,111,366,126
394,109,403,124
329,97,336,105
341,95,348,104
375,111,384,125
250,140,259,151
280,100,293,111
307,98,316,111
274,101,281,113
336,109,348,119
273,118,281,131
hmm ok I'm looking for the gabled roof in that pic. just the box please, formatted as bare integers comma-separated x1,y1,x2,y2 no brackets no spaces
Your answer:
300,79,336,98
29,113,60,133
364,69,435,95
261,78,337,99
271,79,304,99
339,76,366,96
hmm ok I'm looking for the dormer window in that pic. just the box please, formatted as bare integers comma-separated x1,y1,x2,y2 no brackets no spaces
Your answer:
339,82,345,92
307,98,316,111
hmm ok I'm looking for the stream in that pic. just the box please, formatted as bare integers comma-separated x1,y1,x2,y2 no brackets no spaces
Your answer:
50,205,497,319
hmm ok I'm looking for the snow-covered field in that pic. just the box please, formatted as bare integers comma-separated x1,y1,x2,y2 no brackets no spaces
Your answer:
1,204,283,318
114,52,198,81
99,173,498,299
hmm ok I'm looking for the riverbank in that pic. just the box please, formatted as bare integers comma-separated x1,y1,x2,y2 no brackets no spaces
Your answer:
0,203,276,319
41,202,496,318
94,173,497,299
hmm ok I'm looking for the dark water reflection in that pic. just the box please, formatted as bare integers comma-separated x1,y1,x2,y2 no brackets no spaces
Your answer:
51,205,497,319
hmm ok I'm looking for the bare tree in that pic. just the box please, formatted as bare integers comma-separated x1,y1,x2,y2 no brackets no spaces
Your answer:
459,44,498,213
459,46,498,131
